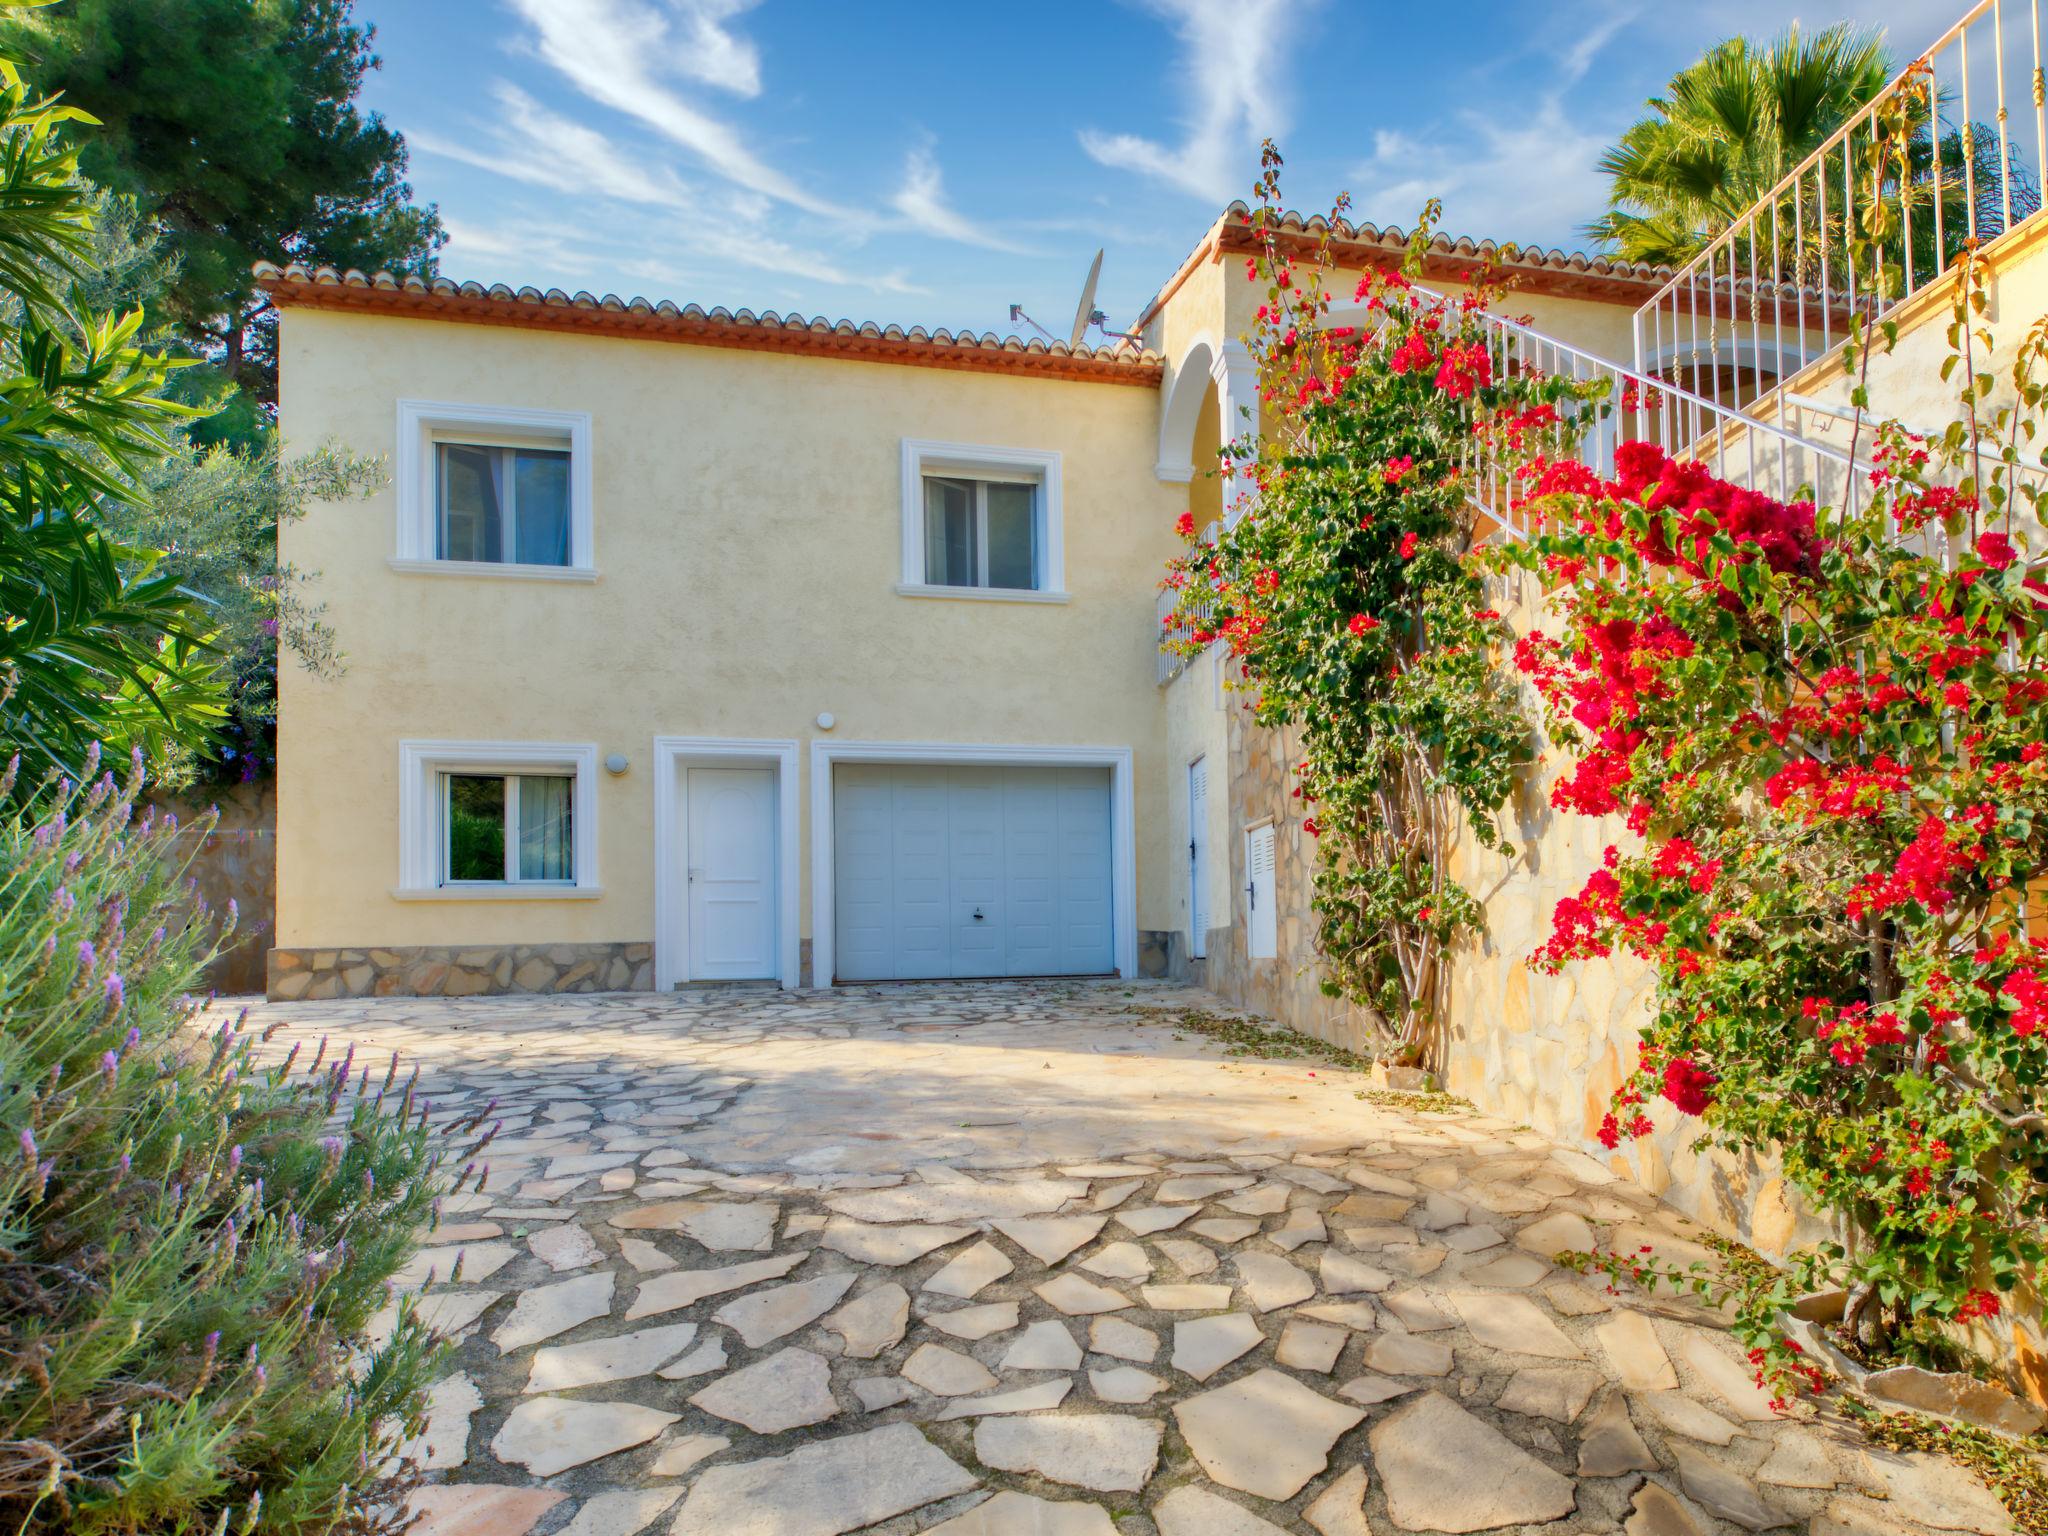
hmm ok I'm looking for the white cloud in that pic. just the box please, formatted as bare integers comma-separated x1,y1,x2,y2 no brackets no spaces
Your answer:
412,84,694,207
888,139,1032,253
671,0,766,98
1079,0,1299,203
504,0,853,218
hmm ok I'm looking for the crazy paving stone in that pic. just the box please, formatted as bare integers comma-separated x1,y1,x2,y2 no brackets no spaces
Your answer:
1362,1332,1453,1376
1594,1309,1679,1390
1219,1183,1292,1216
852,1376,914,1411
1578,1390,1661,1477
1625,1482,1708,1536
926,1301,1020,1340
654,1335,727,1380
1670,1443,1788,1531
1272,1212,1329,1252
1299,1299,1379,1331
1755,1429,1843,1489
648,1433,730,1477
822,1282,910,1358
1116,1205,1197,1236
1077,1241,1152,1281
1157,1237,1219,1275
556,1489,679,1536
921,1491,1118,1536
1276,1318,1348,1373
1866,1448,2016,1534
1338,1373,1415,1406
1234,1252,1314,1312
524,1322,699,1393
1152,1485,1290,1536
1156,1174,1255,1202
1036,1273,1134,1314
624,1252,807,1319
1089,1316,1159,1362
902,1342,999,1396
1450,1291,1585,1359
393,1371,483,1470
925,1239,1015,1298
1191,1218,1262,1243
1515,1210,1596,1256
1640,1390,1743,1445
933,1379,1074,1420
818,1217,973,1266
394,1241,515,1289
1142,1283,1232,1310
1371,1391,1576,1533
1173,1367,1367,1499
618,1237,675,1272
688,1347,840,1433
991,1214,1107,1264
489,1397,678,1477
403,1485,565,1536
1462,1252,1550,1287
828,1177,1085,1224
1493,1363,1603,1422
1678,1331,1781,1421
713,1271,857,1347
1090,1365,1167,1403
974,1413,1162,1493
670,1422,978,1536
1303,1466,1372,1536
491,1271,615,1352
1319,1251,1393,1295
1002,1319,1082,1370
1172,1313,1265,1381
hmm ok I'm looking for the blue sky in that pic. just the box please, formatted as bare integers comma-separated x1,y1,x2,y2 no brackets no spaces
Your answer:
357,0,1966,340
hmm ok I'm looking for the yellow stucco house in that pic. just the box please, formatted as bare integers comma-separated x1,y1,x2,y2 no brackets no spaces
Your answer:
263,208,1665,1000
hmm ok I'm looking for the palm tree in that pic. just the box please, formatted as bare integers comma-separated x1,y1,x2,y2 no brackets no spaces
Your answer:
1588,24,1892,266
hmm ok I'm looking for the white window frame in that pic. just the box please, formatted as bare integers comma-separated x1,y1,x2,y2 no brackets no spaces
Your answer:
897,439,1065,602
396,740,601,899
393,400,596,580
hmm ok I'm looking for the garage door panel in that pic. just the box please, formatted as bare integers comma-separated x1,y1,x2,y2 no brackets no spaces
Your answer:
833,762,1115,981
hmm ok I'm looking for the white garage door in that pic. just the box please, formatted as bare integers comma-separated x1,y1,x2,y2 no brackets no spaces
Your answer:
834,763,1115,981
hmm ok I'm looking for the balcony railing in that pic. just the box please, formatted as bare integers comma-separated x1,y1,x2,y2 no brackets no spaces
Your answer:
1631,0,2047,422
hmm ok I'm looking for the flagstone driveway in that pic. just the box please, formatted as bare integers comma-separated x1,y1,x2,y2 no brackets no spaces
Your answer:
227,979,2013,1536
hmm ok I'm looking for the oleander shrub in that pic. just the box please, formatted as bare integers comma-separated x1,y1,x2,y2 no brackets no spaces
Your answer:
0,749,455,1533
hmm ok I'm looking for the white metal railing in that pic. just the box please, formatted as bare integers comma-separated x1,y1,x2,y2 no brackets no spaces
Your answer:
1632,0,2047,425
1466,312,1869,542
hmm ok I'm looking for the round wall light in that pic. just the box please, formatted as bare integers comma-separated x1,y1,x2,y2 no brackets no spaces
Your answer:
605,753,630,775
815,712,836,731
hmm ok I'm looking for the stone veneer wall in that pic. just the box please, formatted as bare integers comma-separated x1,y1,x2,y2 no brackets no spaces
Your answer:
269,942,653,999
150,779,276,996
1193,573,1835,1264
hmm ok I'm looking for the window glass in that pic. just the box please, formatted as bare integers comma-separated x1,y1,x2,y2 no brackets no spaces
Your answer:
517,774,574,880
437,445,503,563
434,443,572,566
985,482,1036,589
514,450,572,566
923,477,976,587
446,775,506,880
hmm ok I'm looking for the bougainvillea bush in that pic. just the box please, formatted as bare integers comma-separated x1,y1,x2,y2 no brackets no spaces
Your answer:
1504,249,2048,1380
0,751,458,1532
1161,148,1572,1065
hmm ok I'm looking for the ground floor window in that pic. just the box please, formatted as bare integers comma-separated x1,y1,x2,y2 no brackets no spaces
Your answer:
397,741,601,896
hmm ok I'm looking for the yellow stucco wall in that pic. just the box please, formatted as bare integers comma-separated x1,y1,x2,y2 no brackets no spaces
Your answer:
275,310,1184,959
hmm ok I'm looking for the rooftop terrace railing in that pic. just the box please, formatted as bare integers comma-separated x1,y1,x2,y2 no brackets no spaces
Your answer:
1631,0,2046,419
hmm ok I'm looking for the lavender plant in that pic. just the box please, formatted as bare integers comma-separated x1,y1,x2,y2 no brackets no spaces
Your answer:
0,749,459,1533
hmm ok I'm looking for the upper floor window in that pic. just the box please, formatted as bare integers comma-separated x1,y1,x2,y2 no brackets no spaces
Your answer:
395,402,595,579
437,443,572,566
899,439,1065,601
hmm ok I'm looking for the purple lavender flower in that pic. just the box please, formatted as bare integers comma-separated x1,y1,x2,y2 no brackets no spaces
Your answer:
227,1145,242,1173
76,939,95,971
103,973,124,1010
100,1051,118,1081
19,1129,35,1160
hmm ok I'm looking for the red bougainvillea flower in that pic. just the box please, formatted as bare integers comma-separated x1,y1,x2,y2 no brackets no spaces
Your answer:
1349,613,1381,636
1661,1056,1717,1116
1956,1289,2003,1322
1400,532,1420,560
1977,531,2017,570
1383,455,1415,484
1175,511,1196,539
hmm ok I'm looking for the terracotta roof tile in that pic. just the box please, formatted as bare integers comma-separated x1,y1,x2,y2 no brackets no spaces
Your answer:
254,261,1165,386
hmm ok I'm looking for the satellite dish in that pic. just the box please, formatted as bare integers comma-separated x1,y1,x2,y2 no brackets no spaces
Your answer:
1068,248,1104,349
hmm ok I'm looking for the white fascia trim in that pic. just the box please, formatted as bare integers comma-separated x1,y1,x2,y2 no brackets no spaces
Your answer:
893,582,1070,605
388,557,599,583
395,399,595,568
651,736,802,992
396,739,601,894
899,438,1064,594
809,739,1138,988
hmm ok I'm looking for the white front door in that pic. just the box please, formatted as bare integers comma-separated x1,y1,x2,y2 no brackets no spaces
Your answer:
686,767,776,980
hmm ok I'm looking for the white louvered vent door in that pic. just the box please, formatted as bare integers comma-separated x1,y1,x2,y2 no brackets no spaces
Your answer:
1246,823,1277,959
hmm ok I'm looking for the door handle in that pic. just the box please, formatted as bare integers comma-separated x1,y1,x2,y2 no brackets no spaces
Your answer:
972,908,985,921
688,867,705,883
